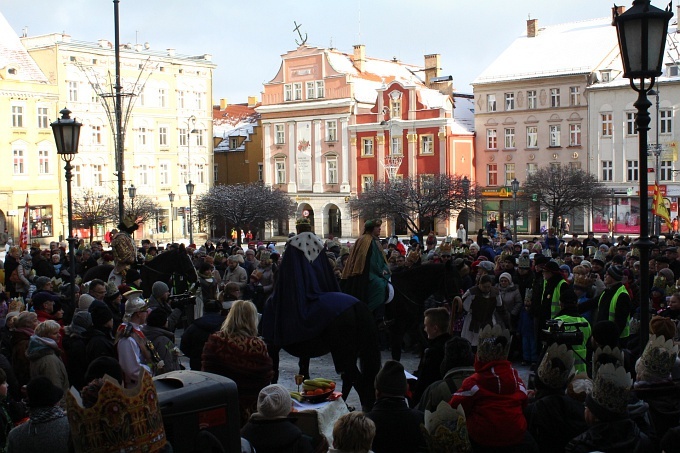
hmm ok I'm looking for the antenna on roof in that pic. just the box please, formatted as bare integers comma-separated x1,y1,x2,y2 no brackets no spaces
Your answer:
528,13,531,20
21,26,28,38
329,36,334,50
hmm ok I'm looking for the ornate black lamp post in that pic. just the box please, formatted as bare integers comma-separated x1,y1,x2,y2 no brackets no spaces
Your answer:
128,184,136,242
462,176,470,238
614,0,672,349
51,108,81,312
168,191,175,244
186,181,195,245
511,178,520,242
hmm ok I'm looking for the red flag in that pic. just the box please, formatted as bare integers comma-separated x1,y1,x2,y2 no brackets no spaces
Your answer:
18,194,29,250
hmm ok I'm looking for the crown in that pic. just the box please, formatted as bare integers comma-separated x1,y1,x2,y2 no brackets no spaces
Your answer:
66,371,166,452
295,217,311,226
590,362,632,416
439,242,452,254
573,246,584,257
592,345,624,378
565,246,574,255
592,250,607,263
407,250,421,264
422,401,471,452
476,324,511,363
518,255,531,269
573,273,594,289
636,334,679,382
537,343,575,390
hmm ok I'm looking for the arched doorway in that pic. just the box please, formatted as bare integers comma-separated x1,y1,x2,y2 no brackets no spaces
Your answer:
297,203,315,231
326,204,341,238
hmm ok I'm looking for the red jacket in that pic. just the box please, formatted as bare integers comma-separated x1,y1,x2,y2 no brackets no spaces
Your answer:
449,358,528,447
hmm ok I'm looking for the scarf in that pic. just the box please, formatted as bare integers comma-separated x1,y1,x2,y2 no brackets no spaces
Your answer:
29,406,65,425
14,327,35,338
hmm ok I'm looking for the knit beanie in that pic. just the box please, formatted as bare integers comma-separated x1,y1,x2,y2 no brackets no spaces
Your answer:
125,269,142,284
606,265,624,281
650,315,676,340
152,281,169,299
498,272,513,284
146,308,168,328
26,376,63,408
375,360,408,396
89,305,113,328
78,294,95,311
256,384,292,419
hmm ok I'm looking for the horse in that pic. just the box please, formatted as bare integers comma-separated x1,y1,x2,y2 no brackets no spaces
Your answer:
388,261,463,361
139,248,198,297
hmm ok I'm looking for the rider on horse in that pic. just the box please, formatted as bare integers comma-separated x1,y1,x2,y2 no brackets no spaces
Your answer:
109,215,139,287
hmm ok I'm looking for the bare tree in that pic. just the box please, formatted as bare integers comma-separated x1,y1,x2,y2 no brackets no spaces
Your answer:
102,194,161,227
196,183,296,245
522,166,609,229
72,189,117,243
349,174,480,243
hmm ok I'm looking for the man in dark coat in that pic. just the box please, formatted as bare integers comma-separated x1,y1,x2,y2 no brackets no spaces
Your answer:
180,300,225,371
411,307,451,406
367,360,427,453
578,265,631,342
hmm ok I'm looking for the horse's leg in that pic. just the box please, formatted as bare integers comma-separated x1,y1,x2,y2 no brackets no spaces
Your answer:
298,356,310,380
266,341,281,384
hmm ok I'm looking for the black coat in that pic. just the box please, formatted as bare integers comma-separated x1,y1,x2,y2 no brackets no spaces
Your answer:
525,393,588,453
366,397,427,453
180,312,224,370
566,418,653,453
62,333,88,390
85,326,116,365
412,333,450,406
634,381,680,447
240,418,313,453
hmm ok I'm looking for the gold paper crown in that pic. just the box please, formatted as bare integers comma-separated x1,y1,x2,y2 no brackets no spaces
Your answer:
476,324,511,363
537,343,575,390
592,345,624,378
439,242,452,255
573,246,584,257
573,273,594,289
565,246,574,255
636,334,679,382
66,371,166,453
407,249,421,264
518,255,531,269
295,217,311,226
422,402,471,453
591,362,632,415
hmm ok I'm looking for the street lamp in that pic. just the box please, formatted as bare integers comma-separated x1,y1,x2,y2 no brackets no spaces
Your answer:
647,88,663,236
462,176,470,239
51,107,81,317
127,184,136,242
511,178,519,242
186,181,195,245
615,0,672,350
168,191,175,244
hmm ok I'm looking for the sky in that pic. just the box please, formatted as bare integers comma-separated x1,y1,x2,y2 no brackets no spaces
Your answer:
0,0,657,103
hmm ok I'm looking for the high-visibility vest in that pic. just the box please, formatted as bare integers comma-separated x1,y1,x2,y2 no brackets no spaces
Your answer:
555,314,591,374
544,279,566,318
598,284,630,338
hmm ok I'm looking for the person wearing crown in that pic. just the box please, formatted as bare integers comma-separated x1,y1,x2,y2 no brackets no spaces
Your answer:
115,291,158,388
109,215,139,287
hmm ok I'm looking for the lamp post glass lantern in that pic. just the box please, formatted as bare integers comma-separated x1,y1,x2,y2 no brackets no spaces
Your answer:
128,184,136,212
462,176,470,239
511,178,519,242
614,0,672,350
51,107,81,316
186,181,195,245
168,191,175,244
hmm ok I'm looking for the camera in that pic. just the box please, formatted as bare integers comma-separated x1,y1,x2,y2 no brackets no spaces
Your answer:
168,292,196,309
540,319,588,346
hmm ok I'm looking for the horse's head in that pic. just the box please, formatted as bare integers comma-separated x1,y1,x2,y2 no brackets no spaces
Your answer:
176,247,198,285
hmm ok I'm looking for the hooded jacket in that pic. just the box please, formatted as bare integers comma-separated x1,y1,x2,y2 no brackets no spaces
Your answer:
180,312,224,370
26,335,69,392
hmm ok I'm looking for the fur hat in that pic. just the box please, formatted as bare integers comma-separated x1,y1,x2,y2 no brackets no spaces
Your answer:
476,324,511,363
635,334,678,383
587,363,632,421
650,315,677,340
375,360,408,396
256,384,292,419
537,343,575,390
152,281,169,299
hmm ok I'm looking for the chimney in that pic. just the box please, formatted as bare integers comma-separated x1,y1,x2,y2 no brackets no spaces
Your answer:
220,98,228,110
424,54,441,84
134,43,142,52
247,96,258,107
612,6,626,26
353,44,366,73
527,19,538,38
167,48,175,57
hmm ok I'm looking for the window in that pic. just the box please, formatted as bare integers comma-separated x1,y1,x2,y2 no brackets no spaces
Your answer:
92,165,103,186
550,88,560,107
92,125,102,145
284,84,292,102
275,159,286,184
487,94,497,112
569,162,582,170
487,164,498,186
293,83,302,100
660,160,673,181
158,88,166,108
626,112,637,135
68,81,78,102
229,137,239,149
627,160,639,181
258,163,263,181
73,165,81,188
549,125,561,147
390,99,401,118
13,148,24,175
159,162,170,185
180,163,188,183
38,149,49,174
306,81,316,99
419,174,435,195
487,129,498,149
362,138,374,156
661,109,673,134
550,162,561,172
177,90,185,108
527,163,538,176
137,127,147,146
275,124,285,144
569,124,581,146
27,206,53,238
527,90,537,109
526,126,538,148
602,161,613,181
601,113,613,136
196,92,204,110
37,107,49,129
362,175,375,191
159,126,168,146
420,135,433,155
138,164,149,186
326,120,337,141
179,128,187,146
504,128,516,149
316,81,325,98
214,164,219,183
505,93,515,111
138,89,145,106
505,163,515,185
197,164,205,184
11,106,23,128
569,86,580,106
326,157,338,184
195,130,204,147
391,137,402,155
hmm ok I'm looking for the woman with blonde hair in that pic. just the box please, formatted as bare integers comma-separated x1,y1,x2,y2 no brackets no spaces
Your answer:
330,411,376,453
11,311,38,386
26,319,69,392
201,300,273,425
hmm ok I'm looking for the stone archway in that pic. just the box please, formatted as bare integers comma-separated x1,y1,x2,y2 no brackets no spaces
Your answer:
325,203,342,238
296,203,315,231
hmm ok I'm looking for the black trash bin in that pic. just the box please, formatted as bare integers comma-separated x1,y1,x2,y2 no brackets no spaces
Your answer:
155,370,241,453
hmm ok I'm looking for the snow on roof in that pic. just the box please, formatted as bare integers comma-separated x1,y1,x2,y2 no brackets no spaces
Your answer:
418,87,448,109
0,12,48,83
473,17,619,85
452,95,475,133
213,103,260,138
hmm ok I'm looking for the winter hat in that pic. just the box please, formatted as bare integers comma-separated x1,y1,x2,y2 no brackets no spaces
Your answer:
498,272,513,284
543,261,561,275
559,264,571,274
375,360,408,396
89,305,113,328
440,337,474,376
534,254,550,266
256,384,292,419
78,294,95,311
125,269,142,284
34,276,52,291
32,291,60,310
146,308,168,328
26,376,63,408
152,281,169,299
477,261,495,273
635,334,678,383
104,282,121,302
606,265,624,281
476,324,511,363
650,315,677,340
84,356,123,385
586,363,632,421
537,343,575,390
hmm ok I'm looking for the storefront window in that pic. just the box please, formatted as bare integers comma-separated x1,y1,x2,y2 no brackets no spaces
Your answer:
28,205,53,238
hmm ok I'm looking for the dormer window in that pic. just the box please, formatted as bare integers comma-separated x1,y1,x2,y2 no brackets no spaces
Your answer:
600,70,612,82
667,63,679,77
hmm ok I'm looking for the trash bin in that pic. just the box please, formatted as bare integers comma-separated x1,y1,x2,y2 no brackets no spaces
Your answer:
155,370,241,453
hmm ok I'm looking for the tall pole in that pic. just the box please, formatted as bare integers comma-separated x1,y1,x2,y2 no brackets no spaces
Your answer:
169,192,175,244
651,89,662,237
65,161,76,312
188,193,193,245
462,176,470,241
114,0,125,224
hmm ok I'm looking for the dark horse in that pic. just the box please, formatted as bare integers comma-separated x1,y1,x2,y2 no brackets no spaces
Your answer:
388,261,463,361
